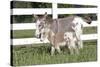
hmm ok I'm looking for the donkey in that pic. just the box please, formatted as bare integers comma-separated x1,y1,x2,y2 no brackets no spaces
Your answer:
41,26,78,55
33,12,92,55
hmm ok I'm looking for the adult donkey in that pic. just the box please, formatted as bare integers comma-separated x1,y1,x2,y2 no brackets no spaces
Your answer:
33,12,92,55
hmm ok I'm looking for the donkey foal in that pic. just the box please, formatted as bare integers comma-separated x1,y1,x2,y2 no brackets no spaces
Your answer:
64,32,79,55
41,27,79,55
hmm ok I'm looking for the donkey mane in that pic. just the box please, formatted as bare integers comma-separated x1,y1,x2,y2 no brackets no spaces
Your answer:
45,15,75,24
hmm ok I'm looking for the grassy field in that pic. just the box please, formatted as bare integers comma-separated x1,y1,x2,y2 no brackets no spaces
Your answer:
12,30,36,38
12,27,97,66
12,27,97,39
12,40,97,66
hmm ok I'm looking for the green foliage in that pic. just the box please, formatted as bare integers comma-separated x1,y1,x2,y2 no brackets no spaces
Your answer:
31,2,52,8
12,15,52,23
58,4,74,8
12,1,52,8
12,1,96,8
12,1,32,8
58,4,97,8
12,15,33,23
58,14,97,21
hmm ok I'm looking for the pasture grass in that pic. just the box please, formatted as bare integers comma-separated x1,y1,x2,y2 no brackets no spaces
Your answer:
12,30,36,38
12,40,97,66
83,27,97,34
12,27,97,39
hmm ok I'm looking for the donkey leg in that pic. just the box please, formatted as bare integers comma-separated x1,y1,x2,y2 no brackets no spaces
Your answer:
77,40,83,49
80,40,83,49
75,47,79,55
51,46,55,56
75,30,83,49
70,48,74,55
68,45,74,55
55,46,61,54
73,43,79,55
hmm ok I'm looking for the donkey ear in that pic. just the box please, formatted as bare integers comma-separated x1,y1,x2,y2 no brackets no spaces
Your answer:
33,14,38,19
83,15,92,24
84,15,91,20
44,12,47,17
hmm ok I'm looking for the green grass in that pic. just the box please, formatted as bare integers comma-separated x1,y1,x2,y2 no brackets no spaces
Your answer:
12,30,36,38
12,27,97,39
12,40,97,66
83,27,97,34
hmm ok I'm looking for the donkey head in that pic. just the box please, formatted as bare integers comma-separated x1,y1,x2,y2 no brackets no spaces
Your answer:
40,24,51,41
83,15,92,24
33,12,47,38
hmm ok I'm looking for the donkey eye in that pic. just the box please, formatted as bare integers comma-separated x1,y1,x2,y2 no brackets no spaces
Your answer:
39,25,41,27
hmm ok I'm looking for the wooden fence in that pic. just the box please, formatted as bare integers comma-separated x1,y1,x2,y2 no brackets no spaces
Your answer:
11,0,98,45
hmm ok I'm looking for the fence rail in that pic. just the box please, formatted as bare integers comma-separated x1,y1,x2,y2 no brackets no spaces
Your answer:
12,8,98,15
12,34,97,45
12,21,97,30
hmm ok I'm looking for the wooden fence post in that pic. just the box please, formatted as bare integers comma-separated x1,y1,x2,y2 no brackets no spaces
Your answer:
52,2,57,19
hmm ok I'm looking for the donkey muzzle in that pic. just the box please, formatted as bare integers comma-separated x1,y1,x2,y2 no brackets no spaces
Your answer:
87,21,92,24
36,33,41,39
